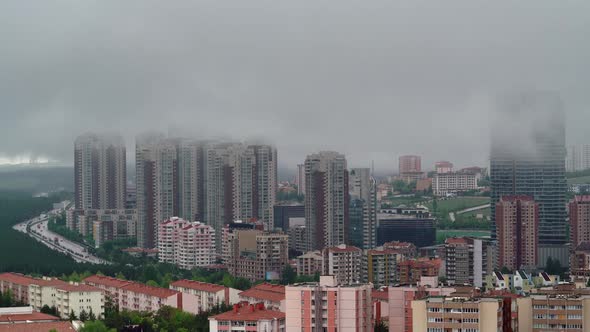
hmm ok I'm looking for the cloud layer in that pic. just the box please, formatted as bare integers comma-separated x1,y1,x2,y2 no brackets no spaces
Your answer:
1,0,589,171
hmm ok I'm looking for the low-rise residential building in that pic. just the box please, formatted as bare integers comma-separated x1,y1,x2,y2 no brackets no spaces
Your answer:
84,275,181,313
54,283,104,320
322,244,363,285
0,273,35,305
209,302,285,332
119,282,181,312
0,321,77,332
365,248,401,288
412,296,510,332
432,171,478,196
296,251,323,276
398,258,442,285
238,283,285,312
169,279,240,314
157,217,216,270
66,208,137,247
285,276,373,332
0,306,60,324
518,294,590,331
83,275,131,302
28,278,69,313
485,270,534,293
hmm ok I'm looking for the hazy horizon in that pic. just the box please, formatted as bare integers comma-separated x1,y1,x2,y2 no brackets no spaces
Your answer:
2,1,590,172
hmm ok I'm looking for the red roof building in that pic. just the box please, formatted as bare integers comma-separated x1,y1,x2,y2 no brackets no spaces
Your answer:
169,280,241,314
238,284,286,312
209,302,285,332
0,321,77,332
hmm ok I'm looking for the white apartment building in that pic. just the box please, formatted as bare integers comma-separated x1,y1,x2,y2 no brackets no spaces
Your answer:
170,280,240,314
55,284,104,320
322,244,363,285
158,217,216,270
296,250,323,276
567,144,590,172
433,171,478,196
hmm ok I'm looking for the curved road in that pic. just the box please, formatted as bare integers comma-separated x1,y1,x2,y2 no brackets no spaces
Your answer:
13,204,110,265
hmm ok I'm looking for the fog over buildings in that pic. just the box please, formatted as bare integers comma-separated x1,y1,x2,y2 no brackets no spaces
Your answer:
1,1,590,171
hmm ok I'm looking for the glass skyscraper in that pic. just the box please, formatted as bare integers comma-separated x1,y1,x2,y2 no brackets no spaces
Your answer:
490,91,567,265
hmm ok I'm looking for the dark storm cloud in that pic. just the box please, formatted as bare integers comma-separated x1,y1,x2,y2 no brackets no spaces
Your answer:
1,0,590,171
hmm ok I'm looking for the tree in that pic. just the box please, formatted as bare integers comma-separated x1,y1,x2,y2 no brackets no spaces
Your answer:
69,310,77,321
281,265,297,285
500,266,512,274
545,257,563,276
79,320,116,332
40,304,58,316
375,320,388,332
88,308,96,321
79,309,89,321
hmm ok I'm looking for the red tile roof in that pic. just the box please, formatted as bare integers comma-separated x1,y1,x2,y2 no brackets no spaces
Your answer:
0,273,37,286
84,275,131,288
0,321,76,332
239,283,285,303
0,273,67,287
170,279,225,293
121,282,179,298
212,302,285,322
57,284,102,292
0,311,60,323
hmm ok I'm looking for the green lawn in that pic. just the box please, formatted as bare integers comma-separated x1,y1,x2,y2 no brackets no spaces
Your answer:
459,207,491,218
424,196,490,212
436,229,491,244
568,176,590,185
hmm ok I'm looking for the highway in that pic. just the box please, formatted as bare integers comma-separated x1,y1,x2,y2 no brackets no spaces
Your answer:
13,203,110,265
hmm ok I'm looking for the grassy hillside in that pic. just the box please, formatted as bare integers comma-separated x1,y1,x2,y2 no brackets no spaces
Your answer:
424,196,490,212
0,191,79,274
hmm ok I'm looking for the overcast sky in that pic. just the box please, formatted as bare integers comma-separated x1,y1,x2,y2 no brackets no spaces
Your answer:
1,0,589,172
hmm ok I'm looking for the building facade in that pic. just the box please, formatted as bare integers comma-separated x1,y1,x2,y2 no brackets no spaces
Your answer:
296,251,323,276
490,91,567,265
348,168,377,249
432,171,478,196
496,195,539,270
566,144,590,172
169,279,240,314
285,276,373,332
157,217,216,269
304,151,349,251
399,155,421,174
66,209,136,247
444,237,493,287
365,248,400,288
209,302,285,332
322,244,362,285
570,195,590,247
74,133,126,210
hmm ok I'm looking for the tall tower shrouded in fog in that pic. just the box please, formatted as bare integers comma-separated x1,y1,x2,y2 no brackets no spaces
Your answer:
490,91,567,266
304,151,349,251
74,133,126,210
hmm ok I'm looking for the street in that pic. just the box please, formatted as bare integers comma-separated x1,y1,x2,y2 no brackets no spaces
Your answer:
12,203,110,265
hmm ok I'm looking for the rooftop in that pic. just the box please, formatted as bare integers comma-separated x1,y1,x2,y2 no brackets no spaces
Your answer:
170,279,226,293
572,195,590,203
121,282,179,298
326,244,362,253
0,273,37,286
57,283,102,293
84,275,131,288
239,283,285,303
0,321,76,332
372,288,389,301
211,302,285,322
0,310,59,323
